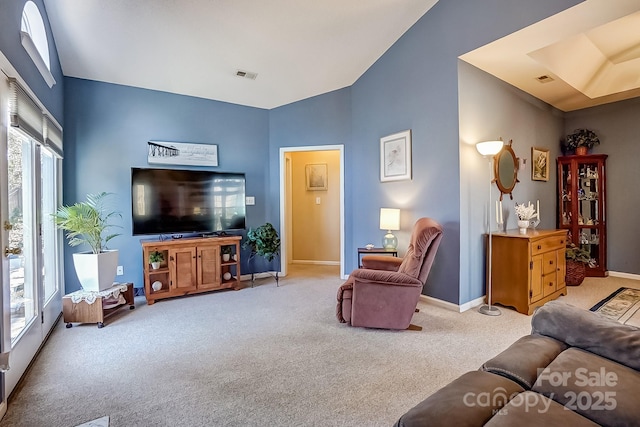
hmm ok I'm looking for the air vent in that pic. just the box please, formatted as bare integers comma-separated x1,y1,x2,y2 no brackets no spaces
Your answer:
536,75,554,83
236,70,258,80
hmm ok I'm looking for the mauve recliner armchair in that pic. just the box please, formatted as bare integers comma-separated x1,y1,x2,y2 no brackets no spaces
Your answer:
336,217,443,330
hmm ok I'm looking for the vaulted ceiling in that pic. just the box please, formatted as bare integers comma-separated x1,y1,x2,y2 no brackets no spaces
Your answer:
44,0,640,112
43,0,439,109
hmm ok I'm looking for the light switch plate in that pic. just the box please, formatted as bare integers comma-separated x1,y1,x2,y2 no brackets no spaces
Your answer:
246,196,255,205
117,266,124,275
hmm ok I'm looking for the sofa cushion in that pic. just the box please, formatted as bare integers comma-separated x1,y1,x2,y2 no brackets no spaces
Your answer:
481,334,568,389
394,371,524,427
532,347,640,427
484,391,599,427
532,300,640,370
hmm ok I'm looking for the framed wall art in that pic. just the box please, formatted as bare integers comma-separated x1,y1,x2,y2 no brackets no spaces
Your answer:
531,147,549,181
305,163,328,190
380,130,412,182
148,141,218,166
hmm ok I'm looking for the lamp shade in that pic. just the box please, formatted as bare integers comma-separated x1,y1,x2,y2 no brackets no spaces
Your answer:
476,140,504,157
379,208,400,231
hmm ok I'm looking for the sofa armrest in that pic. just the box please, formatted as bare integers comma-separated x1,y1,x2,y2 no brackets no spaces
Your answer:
361,255,403,271
394,371,524,427
532,300,640,370
481,334,567,389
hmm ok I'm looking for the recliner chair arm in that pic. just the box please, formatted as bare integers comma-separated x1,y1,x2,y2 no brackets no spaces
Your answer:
350,268,422,287
361,255,403,271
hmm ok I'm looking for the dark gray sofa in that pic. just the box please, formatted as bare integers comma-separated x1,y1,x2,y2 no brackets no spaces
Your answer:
395,300,640,426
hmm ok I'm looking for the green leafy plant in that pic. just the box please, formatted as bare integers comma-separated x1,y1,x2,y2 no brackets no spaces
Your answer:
566,243,594,266
221,245,233,255
563,129,600,151
243,223,281,262
52,192,121,254
149,251,164,263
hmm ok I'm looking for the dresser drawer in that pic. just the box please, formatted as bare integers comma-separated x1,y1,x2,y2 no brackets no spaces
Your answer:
531,235,566,256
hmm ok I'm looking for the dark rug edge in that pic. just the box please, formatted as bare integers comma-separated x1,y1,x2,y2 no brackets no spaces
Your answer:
590,287,628,312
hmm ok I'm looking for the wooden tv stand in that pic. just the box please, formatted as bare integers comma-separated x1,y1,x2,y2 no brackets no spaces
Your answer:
141,235,242,305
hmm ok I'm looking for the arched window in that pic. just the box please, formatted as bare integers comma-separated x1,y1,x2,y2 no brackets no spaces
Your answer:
21,1,55,87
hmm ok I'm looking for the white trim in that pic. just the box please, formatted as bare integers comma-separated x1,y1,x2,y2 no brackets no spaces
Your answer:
291,260,340,266
608,271,640,281
279,145,346,279
419,294,484,313
20,31,55,88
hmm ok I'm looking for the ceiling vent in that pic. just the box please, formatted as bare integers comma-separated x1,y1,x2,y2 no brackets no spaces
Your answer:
236,70,258,80
536,75,555,83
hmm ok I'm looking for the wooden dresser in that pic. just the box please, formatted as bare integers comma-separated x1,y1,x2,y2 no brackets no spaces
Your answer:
489,229,567,315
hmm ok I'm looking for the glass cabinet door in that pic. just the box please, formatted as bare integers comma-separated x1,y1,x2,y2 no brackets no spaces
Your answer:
557,154,607,277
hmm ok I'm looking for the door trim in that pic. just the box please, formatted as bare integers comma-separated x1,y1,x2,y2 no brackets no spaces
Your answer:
279,145,345,279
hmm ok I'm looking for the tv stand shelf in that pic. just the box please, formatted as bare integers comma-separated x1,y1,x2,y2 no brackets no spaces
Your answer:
141,236,242,305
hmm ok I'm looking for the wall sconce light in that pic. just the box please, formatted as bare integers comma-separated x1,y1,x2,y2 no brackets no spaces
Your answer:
379,208,400,249
519,157,527,171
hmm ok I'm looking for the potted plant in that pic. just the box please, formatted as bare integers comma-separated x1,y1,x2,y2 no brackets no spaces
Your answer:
562,129,600,155
53,192,121,292
221,246,232,262
243,222,281,271
149,251,164,269
565,243,593,286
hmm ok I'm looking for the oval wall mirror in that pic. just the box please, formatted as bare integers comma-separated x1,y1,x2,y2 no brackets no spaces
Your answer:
493,140,519,200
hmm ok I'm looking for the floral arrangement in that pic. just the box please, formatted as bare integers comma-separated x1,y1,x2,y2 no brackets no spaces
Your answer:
514,202,537,221
563,129,600,151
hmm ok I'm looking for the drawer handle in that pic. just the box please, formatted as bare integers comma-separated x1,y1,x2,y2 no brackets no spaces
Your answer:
537,245,542,250
560,240,564,244
549,261,554,265
549,283,553,287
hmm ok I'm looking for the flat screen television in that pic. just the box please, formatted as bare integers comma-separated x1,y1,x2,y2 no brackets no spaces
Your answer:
131,167,246,235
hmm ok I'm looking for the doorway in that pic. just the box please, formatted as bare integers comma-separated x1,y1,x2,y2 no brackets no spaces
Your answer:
279,146,345,279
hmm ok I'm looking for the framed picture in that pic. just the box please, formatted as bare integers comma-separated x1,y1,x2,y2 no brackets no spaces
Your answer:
305,163,328,190
148,141,218,166
380,130,412,182
531,147,549,181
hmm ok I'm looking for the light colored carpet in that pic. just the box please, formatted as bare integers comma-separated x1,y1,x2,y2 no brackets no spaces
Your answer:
1,266,638,427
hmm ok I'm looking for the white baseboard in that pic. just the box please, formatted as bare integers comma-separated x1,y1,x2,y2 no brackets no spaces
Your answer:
419,294,484,313
291,260,340,266
608,271,640,281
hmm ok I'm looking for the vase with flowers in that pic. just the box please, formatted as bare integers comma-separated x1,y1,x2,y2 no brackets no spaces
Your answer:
562,129,600,155
514,202,538,234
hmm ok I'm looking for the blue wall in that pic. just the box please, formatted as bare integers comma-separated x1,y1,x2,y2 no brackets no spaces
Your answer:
0,0,64,122
349,0,582,303
6,0,586,302
63,78,269,292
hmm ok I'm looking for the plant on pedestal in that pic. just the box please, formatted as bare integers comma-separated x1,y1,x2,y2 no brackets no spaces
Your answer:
243,223,281,285
53,192,121,292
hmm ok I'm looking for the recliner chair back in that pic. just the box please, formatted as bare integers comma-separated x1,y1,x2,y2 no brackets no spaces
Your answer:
398,217,443,284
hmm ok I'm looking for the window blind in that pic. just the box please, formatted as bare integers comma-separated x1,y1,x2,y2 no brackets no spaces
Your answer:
8,77,63,158
43,115,63,158
8,77,43,143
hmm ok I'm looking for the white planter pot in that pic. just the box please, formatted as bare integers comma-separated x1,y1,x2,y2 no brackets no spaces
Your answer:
73,250,119,292
151,262,161,270
222,254,230,262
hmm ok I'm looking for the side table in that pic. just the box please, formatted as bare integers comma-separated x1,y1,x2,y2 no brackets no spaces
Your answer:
357,247,398,268
63,282,135,328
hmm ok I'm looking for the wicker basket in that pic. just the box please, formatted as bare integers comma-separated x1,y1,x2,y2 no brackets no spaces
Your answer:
566,260,586,286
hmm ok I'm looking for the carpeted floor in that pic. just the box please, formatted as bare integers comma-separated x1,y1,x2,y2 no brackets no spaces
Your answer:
1,266,638,427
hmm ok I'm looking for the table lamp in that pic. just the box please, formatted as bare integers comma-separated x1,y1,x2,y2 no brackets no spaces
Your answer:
380,208,400,249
